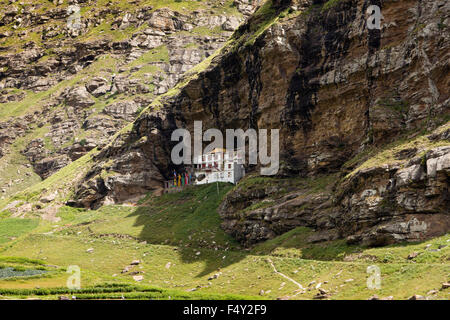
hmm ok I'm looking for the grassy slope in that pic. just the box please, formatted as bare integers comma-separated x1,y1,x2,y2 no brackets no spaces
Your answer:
0,183,448,300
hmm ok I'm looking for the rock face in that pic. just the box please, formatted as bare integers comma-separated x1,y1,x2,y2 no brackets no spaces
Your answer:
339,145,450,246
64,86,95,108
218,181,338,244
69,0,449,246
103,101,140,122
0,1,262,183
219,134,450,246
0,2,259,94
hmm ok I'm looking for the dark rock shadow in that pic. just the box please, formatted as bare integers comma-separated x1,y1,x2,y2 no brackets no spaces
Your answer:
127,183,249,278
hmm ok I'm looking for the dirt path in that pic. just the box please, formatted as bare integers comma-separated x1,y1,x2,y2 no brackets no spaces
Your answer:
267,258,304,290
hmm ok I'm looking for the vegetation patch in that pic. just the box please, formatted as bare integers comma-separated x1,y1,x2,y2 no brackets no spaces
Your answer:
0,218,39,245
322,0,342,12
0,283,257,300
0,267,48,280
345,122,450,178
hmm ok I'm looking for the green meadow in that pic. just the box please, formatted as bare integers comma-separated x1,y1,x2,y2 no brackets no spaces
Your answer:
0,184,448,300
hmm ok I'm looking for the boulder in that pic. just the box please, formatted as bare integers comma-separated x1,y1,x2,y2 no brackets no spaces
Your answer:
64,86,95,108
133,275,144,282
40,191,58,203
130,260,141,265
408,295,425,300
407,252,419,260
86,77,109,97
222,17,241,31
103,101,139,122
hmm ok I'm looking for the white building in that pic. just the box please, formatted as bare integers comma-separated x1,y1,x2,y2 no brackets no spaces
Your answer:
193,148,245,185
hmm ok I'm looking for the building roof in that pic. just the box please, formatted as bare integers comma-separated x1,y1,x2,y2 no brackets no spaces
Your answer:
210,148,226,154
204,147,244,155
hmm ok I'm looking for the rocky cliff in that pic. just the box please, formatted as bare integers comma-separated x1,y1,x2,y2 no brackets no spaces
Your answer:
0,0,261,193
66,0,449,247
1,0,449,247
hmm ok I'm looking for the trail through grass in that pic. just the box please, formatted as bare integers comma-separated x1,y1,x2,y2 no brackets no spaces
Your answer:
0,184,448,300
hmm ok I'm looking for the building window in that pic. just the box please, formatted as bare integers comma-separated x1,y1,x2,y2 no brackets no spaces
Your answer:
228,164,232,169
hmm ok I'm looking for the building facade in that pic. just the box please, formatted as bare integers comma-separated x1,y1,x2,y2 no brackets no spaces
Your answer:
193,148,245,185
